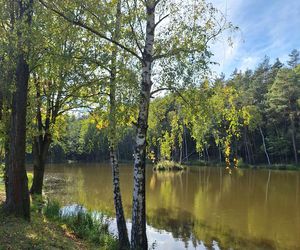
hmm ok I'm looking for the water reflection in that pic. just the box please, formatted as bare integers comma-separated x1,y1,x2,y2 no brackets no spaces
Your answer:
45,164,300,249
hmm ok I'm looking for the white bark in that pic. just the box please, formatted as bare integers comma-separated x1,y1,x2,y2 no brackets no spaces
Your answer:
131,2,156,249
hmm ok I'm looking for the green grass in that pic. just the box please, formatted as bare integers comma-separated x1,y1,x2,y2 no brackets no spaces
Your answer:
153,160,187,171
44,200,119,250
0,197,91,250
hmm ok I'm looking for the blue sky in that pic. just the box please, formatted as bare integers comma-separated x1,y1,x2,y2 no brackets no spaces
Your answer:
210,0,300,77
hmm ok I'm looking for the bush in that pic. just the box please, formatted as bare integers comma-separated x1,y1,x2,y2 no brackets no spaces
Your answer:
153,160,186,171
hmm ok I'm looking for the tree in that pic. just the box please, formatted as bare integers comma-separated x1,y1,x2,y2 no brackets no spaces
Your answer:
5,0,34,220
28,6,96,195
38,0,232,247
287,49,300,68
107,1,130,248
267,67,300,164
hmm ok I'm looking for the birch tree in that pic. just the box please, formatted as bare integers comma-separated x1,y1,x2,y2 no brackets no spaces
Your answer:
38,0,232,248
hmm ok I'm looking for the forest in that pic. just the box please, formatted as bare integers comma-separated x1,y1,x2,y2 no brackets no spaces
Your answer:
50,54,300,167
0,0,299,250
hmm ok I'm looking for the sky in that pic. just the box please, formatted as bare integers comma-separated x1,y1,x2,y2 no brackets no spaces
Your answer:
209,0,300,77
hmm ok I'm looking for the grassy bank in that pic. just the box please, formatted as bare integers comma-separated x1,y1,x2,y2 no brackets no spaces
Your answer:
0,198,91,249
0,172,118,250
43,201,118,249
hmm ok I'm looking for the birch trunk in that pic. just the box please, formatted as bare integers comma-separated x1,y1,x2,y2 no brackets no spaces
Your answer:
108,1,130,248
131,2,155,249
109,35,130,250
259,127,271,165
290,117,298,164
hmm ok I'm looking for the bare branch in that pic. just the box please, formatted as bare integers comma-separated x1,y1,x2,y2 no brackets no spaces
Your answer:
154,14,169,29
150,86,189,105
125,0,143,55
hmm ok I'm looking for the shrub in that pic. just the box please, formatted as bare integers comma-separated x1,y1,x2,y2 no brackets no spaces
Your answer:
153,160,186,171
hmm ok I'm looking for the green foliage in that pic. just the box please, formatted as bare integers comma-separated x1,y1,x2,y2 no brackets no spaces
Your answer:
43,200,61,220
43,50,300,167
154,160,186,171
0,204,91,250
43,201,118,249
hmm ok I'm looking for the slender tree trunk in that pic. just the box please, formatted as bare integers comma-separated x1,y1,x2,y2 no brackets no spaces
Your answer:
249,134,255,164
5,0,33,220
110,148,130,249
131,3,155,249
205,146,210,162
4,135,9,199
107,1,130,248
244,128,251,164
179,144,183,164
259,127,271,165
109,43,131,250
218,144,222,163
184,126,188,161
290,117,298,164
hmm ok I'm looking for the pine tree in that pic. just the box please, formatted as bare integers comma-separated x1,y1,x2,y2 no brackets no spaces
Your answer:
287,49,300,68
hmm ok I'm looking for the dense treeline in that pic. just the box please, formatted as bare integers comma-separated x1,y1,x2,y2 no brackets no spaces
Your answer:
48,52,300,167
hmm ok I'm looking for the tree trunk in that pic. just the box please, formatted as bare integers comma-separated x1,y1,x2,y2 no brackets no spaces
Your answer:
131,3,155,249
107,1,130,249
5,52,31,220
244,128,251,164
4,136,9,199
5,0,33,220
205,146,210,162
290,117,298,164
218,144,222,163
184,126,188,161
30,135,51,195
110,148,130,249
179,144,183,164
259,127,271,165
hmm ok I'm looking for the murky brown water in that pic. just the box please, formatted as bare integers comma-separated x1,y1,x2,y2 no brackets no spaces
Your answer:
45,163,300,249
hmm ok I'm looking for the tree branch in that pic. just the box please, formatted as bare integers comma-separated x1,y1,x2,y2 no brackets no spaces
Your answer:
154,14,169,29
150,86,189,105
39,0,143,62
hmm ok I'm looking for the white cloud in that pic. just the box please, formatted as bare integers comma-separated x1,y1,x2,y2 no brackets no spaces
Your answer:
239,56,260,71
208,0,246,76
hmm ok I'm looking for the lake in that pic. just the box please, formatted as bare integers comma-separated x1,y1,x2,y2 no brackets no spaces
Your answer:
44,163,300,250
